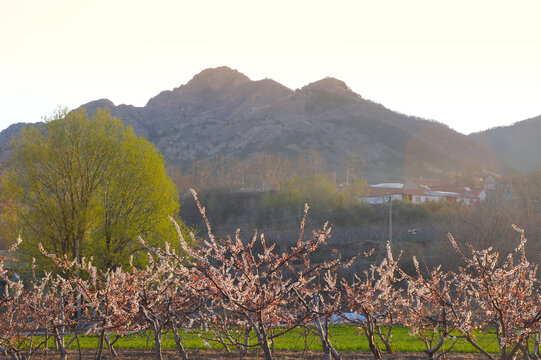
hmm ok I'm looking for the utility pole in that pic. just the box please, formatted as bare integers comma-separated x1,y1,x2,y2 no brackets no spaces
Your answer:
76,238,81,321
388,194,393,246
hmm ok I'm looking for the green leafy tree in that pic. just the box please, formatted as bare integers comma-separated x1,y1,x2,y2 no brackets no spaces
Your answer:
261,174,341,218
0,185,19,250
3,108,180,268
91,125,180,268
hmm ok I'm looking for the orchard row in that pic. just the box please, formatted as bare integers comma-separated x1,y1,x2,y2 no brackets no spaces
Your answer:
1,190,539,360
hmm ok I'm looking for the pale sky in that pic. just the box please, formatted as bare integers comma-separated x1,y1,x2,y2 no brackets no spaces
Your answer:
1,0,541,134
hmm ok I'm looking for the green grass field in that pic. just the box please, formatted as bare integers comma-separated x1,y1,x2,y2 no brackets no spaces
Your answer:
42,326,501,354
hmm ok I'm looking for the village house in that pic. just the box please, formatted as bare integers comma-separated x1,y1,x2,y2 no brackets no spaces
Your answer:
481,173,515,202
358,178,485,205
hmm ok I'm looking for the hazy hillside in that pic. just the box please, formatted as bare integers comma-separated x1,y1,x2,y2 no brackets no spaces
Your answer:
1,67,499,182
470,115,541,174
0,122,32,165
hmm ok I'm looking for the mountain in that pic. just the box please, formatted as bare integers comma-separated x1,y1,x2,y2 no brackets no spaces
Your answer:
469,115,541,174
0,122,30,164
0,67,498,182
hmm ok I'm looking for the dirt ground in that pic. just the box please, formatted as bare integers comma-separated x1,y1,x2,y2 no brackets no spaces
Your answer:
1,349,489,360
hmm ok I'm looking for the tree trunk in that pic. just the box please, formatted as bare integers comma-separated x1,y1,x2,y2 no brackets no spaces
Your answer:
154,328,163,360
54,329,68,360
376,324,393,354
8,350,21,360
256,325,273,360
173,328,188,360
240,328,250,357
318,326,341,360
58,346,68,360
95,328,106,360
330,345,341,360
425,350,435,360
323,346,332,360
261,342,273,360
367,335,382,360
58,290,68,360
105,335,119,357
363,327,382,360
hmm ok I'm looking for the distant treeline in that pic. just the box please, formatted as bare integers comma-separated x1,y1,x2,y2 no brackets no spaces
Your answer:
168,149,364,193
178,171,541,273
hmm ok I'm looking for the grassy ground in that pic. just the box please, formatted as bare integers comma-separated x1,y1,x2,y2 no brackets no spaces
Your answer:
44,326,500,354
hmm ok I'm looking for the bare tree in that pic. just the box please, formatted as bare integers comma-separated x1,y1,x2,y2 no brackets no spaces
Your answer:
449,227,541,360
341,243,404,359
168,189,336,360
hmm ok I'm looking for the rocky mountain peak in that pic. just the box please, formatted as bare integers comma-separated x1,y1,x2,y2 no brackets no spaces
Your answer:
186,66,251,91
301,77,358,97
81,99,116,114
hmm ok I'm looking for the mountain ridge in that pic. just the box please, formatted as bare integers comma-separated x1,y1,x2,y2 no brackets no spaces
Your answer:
469,114,541,173
78,67,501,181
3,66,535,181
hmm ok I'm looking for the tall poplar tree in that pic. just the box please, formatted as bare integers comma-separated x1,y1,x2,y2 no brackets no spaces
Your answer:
3,108,180,268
